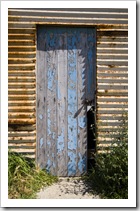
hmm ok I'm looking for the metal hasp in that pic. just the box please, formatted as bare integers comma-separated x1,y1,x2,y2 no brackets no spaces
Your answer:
37,26,96,176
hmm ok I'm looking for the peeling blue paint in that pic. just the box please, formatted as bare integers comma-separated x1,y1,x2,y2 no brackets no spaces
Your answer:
68,138,77,150
52,132,55,139
67,30,77,176
57,128,64,153
48,119,51,135
46,159,51,172
38,26,96,176
48,69,55,91
78,153,83,173
78,116,86,129
68,151,76,176
87,30,96,99
47,141,51,146
48,109,50,118
39,114,43,120
39,137,44,148
78,153,87,173
49,32,56,47
53,162,56,168
47,109,51,135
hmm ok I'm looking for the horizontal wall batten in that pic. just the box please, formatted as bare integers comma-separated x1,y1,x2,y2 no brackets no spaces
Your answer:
97,110,127,114
97,49,128,54
97,55,128,60
97,92,128,97
97,97,128,102
8,95,35,101
98,85,128,90
97,114,127,120
97,37,128,41
97,79,128,83
97,73,128,78
8,124,36,131
8,71,35,76
8,77,35,83
97,104,127,109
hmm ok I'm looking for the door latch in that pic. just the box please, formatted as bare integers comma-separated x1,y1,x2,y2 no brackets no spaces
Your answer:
84,99,94,106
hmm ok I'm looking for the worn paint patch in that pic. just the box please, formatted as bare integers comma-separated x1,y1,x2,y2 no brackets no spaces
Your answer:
78,152,87,173
78,153,83,173
39,114,43,120
57,128,64,153
68,151,76,176
78,116,86,129
48,119,51,135
52,132,55,139
47,109,51,135
53,162,56,168
47,141,51,146
48,69,55,91
39,137,44,148
67,29,78,176
68,138,77,150
46,159,51,172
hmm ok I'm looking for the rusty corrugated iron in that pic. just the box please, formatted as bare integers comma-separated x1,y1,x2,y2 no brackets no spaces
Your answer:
96,29,128,152
8,24,36,157
8,8,128,157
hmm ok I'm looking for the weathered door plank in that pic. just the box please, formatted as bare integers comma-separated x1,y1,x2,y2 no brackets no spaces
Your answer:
57,28,68,176
67,28,78,176
46,30,58,175
77,28,87,175
36,27,47,168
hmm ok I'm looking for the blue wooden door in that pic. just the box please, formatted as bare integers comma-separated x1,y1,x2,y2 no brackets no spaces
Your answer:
37,26,96,176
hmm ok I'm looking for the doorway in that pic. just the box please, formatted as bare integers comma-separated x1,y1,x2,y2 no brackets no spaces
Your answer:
36,26,96,176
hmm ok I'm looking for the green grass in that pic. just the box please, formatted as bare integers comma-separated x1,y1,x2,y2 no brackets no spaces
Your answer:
84,113,128,199
8,151,58,199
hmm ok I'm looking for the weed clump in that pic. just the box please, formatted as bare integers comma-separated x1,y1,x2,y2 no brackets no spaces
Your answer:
8,151,58,199
86,113,128,199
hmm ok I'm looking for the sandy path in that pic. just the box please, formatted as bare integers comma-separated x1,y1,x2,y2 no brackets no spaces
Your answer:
36,177,100,199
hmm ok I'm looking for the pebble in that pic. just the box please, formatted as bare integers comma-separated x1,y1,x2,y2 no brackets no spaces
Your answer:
36,177,100,199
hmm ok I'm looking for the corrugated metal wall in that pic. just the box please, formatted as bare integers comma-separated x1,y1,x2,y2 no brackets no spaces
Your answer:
8,8,128,157
96,30,128,152
8,24,36,157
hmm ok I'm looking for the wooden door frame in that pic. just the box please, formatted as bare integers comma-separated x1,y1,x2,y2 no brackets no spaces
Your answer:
36,24,97,175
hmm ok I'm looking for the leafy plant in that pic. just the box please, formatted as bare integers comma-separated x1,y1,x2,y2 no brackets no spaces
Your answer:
85,113,128,199
8,151,58,199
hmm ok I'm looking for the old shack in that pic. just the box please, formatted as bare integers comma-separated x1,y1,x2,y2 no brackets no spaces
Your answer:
8,8,128,176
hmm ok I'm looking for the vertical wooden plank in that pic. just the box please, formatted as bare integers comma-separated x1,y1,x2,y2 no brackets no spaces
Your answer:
77,28,87,175
67,28,77,176
57,28,68,176
36,26,47,168
46,28,57,175
86,28,96,101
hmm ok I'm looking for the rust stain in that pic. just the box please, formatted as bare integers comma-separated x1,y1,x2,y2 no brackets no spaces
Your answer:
108,64,115,68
